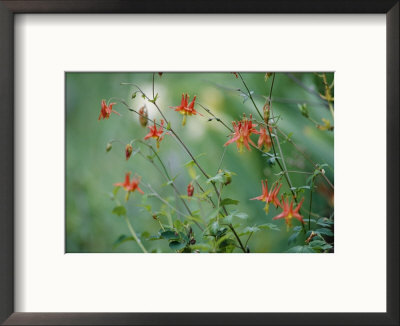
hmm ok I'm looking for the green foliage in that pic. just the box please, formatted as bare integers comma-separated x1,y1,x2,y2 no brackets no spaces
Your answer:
112,206,126,217
112,235,135,249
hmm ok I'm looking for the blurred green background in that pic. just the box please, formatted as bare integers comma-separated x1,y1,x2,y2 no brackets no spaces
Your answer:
66,72,334,253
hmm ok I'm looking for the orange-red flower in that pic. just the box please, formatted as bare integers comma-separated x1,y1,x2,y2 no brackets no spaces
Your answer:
272,196,305,227
187,183,194,197
125,144,133,160
224,114,259,152
114,172,144,195
257,127,272,152
169,93,202,126
144,119,166,149
98,99,120,120
250,179,282,213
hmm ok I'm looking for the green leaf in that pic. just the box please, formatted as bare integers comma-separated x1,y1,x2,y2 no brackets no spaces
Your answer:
186,214,204,225
288,231,300,245
112,186,120,197
160,230,180,240
287,245,315,253
206,172,224,184
309,239,333,251
233,212,248,219
169,241,186,251
241,226,261,235
112,205,127,217
258,223,280,231
222,211,248,223
112,235,135,249
220,198,239,206
210,221,220,235
317,218,334,227
316,228,334,237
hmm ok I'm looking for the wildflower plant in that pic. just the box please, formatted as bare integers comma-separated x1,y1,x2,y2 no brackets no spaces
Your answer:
67,72,334,253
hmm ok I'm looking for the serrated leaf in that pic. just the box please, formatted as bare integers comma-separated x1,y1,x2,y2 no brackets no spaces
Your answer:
287,245,315,253
112,205,126,217
160,230,180,240
206,172,224,184
169,241,186,251
316,228,334,237
241,226,261,235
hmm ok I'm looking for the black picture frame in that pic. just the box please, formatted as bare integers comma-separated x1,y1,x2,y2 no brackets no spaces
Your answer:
0,1,398,325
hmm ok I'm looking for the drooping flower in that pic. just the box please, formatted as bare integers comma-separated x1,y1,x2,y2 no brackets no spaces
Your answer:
187,183,194,197
169,93,202,126
257,127,272,152
125,144,133,160
114,172,144,196
250,179,282,213
138,105,148,127
224,114,259,152
272,196,305,228
98,99,120,120
144,119,166,149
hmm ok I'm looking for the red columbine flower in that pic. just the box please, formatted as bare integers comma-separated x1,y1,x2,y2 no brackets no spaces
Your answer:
114,172,144,198
169,93,202,126
125,144,133,160
272,196,305,228
224,114,259,152
250,179,282,213
98,99,120,120
257,127,272,152
231,72,239,78
144,119,166,149
138,105,148,127
187,183,194,197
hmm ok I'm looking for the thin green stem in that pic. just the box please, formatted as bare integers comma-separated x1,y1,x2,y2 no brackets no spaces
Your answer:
308,176,315,230
228,224,246,253
245,232,254,249
237,73,263,120
124,216,148,253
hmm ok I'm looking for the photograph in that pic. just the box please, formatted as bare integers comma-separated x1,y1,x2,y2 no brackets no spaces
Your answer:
66,72,334,253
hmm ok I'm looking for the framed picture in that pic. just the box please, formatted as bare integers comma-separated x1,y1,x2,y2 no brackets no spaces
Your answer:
0,1,398,325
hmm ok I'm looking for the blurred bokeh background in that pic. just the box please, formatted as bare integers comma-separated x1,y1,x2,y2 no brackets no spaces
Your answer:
66,72,334,253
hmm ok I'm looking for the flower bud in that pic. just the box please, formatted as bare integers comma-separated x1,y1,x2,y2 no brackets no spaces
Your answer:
263,102,270,123
138,105,148,127
106,143,112,152
298,103,309,118
125,144,133,160
224,174,232,186
190,239,196,245
187,183,194,197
